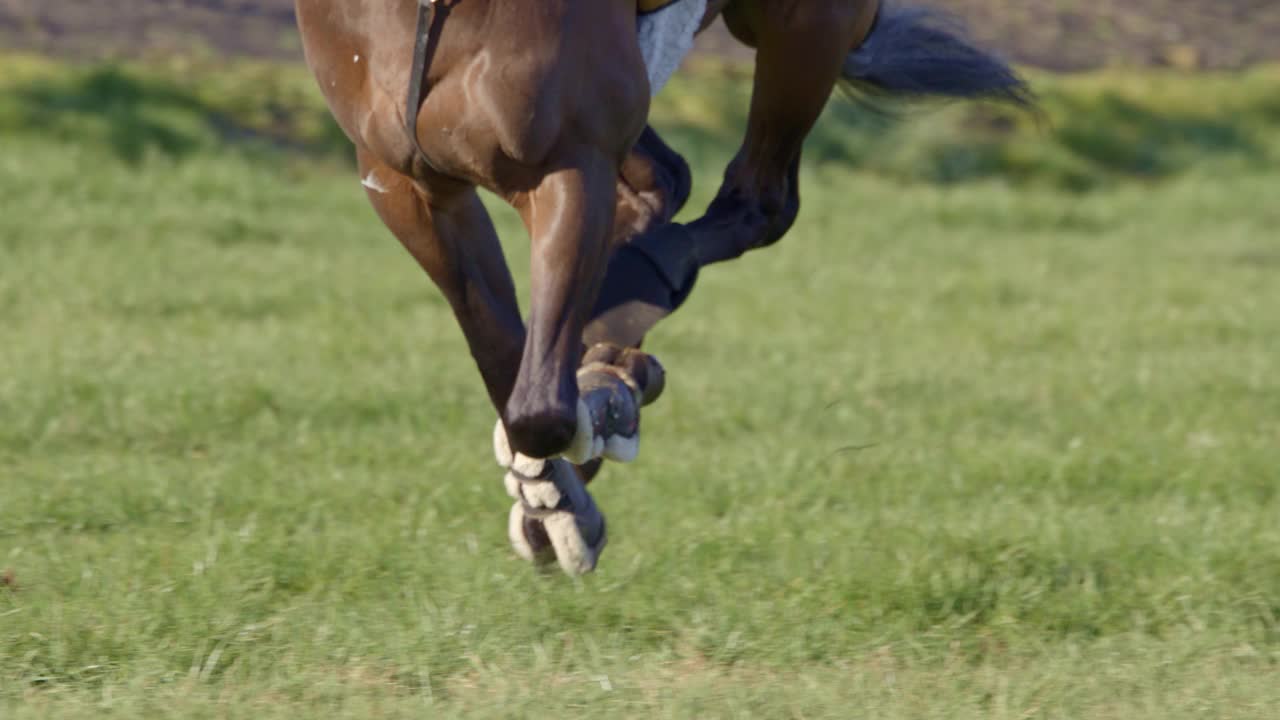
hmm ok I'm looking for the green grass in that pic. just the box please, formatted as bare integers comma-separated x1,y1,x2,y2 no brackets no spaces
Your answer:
2,55,1279,717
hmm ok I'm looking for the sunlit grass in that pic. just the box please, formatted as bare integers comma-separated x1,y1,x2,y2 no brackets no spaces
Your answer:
1,55,1277,717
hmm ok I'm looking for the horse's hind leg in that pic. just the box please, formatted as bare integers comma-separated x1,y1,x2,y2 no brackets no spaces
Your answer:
688,0,874,263
613,126,693,247
586,127,695,347
587,2,873,349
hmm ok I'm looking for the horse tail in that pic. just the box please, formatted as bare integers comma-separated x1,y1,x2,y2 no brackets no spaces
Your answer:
841,3,1032,107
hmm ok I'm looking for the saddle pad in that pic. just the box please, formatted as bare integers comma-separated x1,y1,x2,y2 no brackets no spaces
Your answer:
636,0,706,94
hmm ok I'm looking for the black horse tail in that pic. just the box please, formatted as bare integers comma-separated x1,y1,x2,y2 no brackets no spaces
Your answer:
841,3,1033,107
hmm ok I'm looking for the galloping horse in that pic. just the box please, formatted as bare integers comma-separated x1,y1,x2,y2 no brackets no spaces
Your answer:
294,0,1029,574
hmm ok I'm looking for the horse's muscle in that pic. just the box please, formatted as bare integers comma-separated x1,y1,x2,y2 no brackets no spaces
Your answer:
300,0,648,195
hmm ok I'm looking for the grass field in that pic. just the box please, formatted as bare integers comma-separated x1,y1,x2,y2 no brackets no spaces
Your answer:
2,55,1279,717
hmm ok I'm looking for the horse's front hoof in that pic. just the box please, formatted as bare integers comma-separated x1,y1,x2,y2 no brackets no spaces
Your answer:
503,458,606,576
565,345,664,465
565,393,640,465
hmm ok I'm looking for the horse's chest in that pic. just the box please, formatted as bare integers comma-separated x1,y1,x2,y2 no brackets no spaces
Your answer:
406,1,651,188
444,51,648,179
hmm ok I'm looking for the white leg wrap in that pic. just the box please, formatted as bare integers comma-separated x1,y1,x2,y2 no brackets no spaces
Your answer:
508,459,606,575
565,398,605,465
492,419,514,468
490,347,663,573
494,421,607,575
494,419,550,477
507,502,553,566
544,509,600,576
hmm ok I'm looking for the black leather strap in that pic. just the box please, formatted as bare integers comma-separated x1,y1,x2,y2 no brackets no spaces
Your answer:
406,0,444,170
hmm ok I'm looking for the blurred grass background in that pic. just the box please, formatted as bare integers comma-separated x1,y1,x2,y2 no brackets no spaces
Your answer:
2,52,1277,189
2,3,1279,718
3,0,1279,70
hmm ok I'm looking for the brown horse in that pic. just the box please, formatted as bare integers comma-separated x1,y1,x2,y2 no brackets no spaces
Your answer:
294,0,1028,574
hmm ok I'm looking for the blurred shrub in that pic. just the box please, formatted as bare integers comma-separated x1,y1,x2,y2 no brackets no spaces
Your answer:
2,52,1277,190
659,60,1280,191
0,53,348,164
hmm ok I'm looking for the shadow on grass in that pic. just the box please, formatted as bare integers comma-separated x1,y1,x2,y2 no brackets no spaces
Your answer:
1053,93,1261,177
1,65,351,164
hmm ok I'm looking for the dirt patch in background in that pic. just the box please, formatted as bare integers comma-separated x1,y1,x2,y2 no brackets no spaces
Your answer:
0,0,302,60
1,0,1278,70
938,0,1280,71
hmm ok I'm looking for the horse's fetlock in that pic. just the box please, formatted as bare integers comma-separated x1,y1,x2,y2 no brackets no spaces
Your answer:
504,404,578,460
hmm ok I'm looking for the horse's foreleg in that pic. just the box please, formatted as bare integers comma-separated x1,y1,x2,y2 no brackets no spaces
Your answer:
492,341,664,574
358,148,526,415
359,149,602,572
484,151,626,573
502,153,618,461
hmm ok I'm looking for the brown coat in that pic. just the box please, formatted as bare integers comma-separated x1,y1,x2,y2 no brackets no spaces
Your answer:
638,0,681,11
